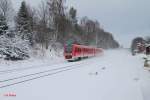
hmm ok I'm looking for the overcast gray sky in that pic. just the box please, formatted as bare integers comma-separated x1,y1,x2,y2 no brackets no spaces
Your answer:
12,0,150,47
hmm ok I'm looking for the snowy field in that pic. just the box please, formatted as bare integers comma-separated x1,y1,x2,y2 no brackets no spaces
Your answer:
0,49,150,100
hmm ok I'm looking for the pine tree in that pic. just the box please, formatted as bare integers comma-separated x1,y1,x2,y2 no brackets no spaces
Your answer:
0,14,8,35
69,7,77,26
16,1,33,44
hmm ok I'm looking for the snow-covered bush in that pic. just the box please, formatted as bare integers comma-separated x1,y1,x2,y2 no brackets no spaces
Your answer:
0,31,30,60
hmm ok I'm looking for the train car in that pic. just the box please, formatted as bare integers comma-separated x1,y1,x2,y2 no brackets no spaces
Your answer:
64,44,103,61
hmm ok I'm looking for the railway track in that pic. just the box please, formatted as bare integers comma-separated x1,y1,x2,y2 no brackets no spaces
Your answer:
0,62,68,75
0,62,84,89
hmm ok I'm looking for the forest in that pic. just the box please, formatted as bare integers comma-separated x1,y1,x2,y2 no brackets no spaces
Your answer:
0,0,119,60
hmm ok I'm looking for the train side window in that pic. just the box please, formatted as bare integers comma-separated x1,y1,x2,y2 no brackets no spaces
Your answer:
78,48,80,52
76,48,80,53
79,48,81,53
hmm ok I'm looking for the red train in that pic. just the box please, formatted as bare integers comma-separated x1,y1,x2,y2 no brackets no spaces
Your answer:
64,44,103,61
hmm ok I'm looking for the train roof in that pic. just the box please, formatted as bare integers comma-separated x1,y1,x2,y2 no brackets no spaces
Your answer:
73,44,102,49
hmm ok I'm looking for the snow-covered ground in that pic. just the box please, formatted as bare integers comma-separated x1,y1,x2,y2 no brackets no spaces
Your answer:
0,49,150,100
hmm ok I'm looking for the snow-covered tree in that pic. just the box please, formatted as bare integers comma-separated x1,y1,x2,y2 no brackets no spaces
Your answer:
131,37,145,55
0,32,30,60
0,0,13,22
15,1,33,45
0,14,8,35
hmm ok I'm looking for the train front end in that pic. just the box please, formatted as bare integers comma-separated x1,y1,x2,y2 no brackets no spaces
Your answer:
64,44,73,61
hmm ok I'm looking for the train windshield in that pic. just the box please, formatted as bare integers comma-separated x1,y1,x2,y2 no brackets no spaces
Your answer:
65,44,72,53
65,39,78,53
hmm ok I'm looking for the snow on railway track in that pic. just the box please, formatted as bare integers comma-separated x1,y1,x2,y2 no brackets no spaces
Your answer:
0,49,148,100
0,62,85,88
0,62,72,75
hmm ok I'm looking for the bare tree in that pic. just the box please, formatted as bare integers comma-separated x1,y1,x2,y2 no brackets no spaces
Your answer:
35,0,51,49
94,20,100,47
38,1,49,26
80,17,99,45
47,0,66,42
0,0,13,22
27,6,37,32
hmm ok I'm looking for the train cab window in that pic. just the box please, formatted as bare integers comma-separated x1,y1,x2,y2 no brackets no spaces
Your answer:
65,44,72,53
